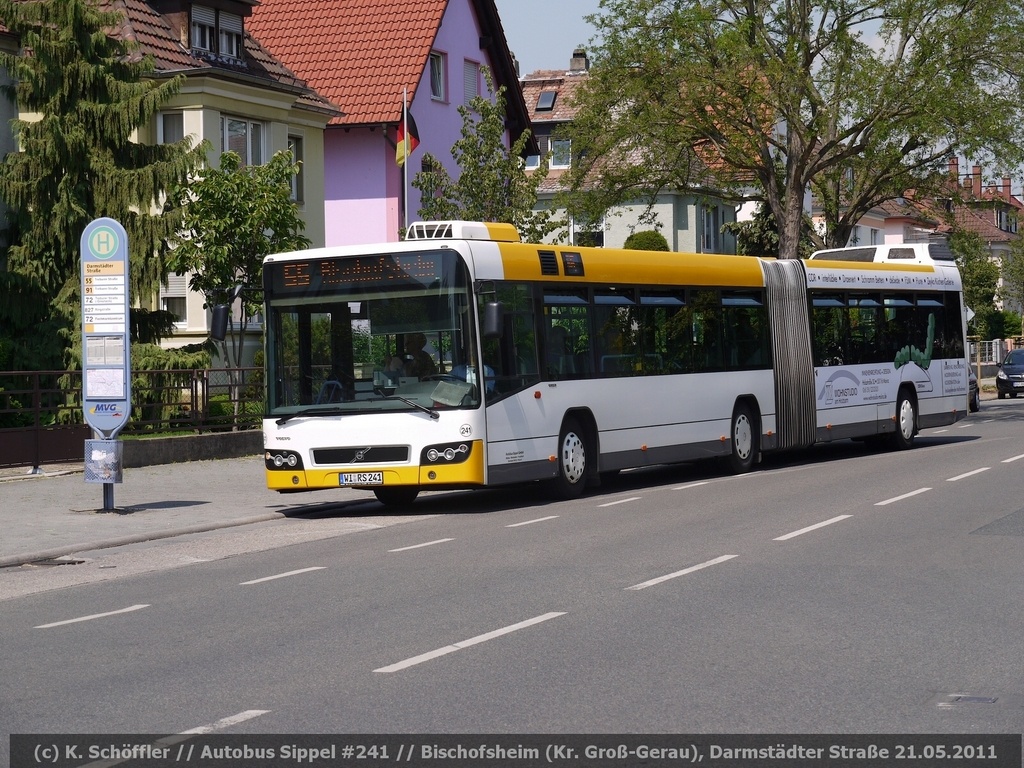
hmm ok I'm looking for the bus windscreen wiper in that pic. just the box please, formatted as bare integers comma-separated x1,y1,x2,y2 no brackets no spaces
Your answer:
275,407,351,426
374,387,440,419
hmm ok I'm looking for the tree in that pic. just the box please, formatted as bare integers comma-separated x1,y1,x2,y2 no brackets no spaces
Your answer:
564,0,1024,259
411,69,560,243
0,0,205,367
721,202,817,258
166,150,309,371
950,229,999,338
1000,238,1024,336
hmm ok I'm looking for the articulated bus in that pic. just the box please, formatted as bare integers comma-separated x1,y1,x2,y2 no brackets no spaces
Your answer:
261,221,968,506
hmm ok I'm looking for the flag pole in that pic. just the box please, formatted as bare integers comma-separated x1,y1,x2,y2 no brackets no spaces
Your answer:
403,87,409,233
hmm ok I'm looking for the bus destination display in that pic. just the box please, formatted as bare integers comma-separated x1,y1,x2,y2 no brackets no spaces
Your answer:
268,252,444,295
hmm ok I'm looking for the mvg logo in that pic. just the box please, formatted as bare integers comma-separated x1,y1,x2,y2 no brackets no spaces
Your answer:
89,403,123,416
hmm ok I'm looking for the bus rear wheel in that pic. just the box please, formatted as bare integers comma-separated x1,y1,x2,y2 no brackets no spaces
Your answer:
551,418,589,499
373,486,420,507
727,402,758,474
890,390,917,450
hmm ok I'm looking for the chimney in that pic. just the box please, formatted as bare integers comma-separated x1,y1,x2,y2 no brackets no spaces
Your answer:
1003,177,1012,200
972,165,982,198
948,156,959,180
570,48,589,72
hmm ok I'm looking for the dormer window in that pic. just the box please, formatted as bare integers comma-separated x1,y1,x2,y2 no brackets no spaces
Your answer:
191,5,244,62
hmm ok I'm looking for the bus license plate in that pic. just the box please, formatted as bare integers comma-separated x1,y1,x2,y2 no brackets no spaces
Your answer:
341,472,383,486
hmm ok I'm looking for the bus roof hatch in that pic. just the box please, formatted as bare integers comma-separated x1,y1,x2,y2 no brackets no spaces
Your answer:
405,220,521,243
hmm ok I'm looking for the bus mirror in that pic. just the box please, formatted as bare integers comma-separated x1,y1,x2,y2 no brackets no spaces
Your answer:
211,304,229,342
482,301,504,338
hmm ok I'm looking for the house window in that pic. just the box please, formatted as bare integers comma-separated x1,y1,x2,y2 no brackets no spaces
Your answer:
463,60,479,104
573,216,604,247
159,112,184,144
192,5,244,61
288,136,304,202
222,116,264,166
429,52,446,101
870,228,880,245
702,205,721,252
536,91,557,111
550,138,571,169
218,12,243,60
191,6,215,52
420,156,444,199
161,274,188,327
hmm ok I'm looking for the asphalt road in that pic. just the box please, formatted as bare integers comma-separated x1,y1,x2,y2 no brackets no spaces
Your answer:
2,399,1024,756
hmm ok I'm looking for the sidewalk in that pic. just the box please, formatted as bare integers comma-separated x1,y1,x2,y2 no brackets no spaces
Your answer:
0,456,375,569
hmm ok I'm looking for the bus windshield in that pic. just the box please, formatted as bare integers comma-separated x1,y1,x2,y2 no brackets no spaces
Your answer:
263,249,482,417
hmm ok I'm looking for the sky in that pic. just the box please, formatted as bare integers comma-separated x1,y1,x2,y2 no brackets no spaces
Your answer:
493,0,603,76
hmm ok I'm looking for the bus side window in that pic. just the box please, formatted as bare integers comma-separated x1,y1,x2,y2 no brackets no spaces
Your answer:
543,292,590,379
546,325,576,377
639,291,688,374
691,289,723,371
481,283,540,396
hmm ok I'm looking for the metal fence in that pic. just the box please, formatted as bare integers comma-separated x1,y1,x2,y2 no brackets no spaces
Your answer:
0,367,262,469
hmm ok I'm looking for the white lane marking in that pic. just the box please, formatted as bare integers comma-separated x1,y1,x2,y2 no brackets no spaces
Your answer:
388,538,454,552
599,496,641,508
672,481,710,490
774,515,852,541
374,612,566,673
180,710,271,734
1003,453,1024,464
957,423,973,429
947,467,990,482
626,555,738,591
875,487,931,506
933,429,949,434
506,515,559,528
74,711,273,767
240,567,325,585
35,604,149,629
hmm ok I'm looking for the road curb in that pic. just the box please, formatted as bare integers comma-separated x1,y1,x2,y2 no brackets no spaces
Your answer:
0,511,287,569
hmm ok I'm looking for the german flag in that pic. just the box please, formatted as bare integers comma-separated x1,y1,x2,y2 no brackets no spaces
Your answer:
396,111,420,167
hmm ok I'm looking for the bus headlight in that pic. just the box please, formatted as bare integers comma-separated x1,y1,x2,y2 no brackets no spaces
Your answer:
421,442,472,465
265,450,303,471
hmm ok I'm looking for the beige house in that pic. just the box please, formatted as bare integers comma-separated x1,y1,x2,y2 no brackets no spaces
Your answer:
114,0,339,355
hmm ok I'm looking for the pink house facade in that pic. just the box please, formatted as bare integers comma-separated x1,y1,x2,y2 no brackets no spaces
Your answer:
248,0,532,246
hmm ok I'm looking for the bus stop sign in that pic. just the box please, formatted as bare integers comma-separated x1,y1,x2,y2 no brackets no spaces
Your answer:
80,217,131,438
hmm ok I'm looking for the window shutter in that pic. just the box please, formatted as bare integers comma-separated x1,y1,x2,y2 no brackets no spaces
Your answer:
162,274,188,297
192,6,215,27
463,61,479,103
219,11,242,33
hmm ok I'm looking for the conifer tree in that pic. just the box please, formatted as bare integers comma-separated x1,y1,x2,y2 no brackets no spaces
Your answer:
0,0,205,364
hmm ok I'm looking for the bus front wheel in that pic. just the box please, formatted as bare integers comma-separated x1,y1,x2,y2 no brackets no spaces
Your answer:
727,402,758,474
551,418,589,499
891,390,917,450
373,486,420,507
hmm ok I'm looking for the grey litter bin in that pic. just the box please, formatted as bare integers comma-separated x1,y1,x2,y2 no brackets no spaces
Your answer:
84,439,124,484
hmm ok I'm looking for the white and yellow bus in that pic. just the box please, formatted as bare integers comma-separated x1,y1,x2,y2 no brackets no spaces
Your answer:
260,222,969,506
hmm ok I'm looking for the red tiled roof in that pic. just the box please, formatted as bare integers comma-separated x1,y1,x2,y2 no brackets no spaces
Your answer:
248,0,447,126
521,68,589,123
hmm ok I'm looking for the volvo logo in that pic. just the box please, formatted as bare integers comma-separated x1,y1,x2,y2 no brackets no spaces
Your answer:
353,446,372,462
